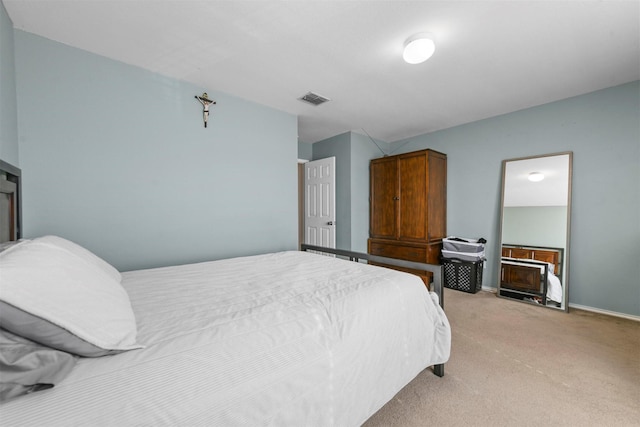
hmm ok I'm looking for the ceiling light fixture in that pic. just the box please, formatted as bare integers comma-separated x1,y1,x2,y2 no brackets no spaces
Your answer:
403,33,436,64
528,172,545,182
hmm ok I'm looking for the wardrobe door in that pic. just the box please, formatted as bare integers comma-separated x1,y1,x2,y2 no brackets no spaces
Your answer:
427,151,447,241
370,157,398,239
398,151,427,241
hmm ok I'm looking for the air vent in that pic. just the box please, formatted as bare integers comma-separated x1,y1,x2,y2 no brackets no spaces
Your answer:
298,91,331,106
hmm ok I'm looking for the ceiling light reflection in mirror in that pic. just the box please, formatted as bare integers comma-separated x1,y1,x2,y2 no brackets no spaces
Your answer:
504,156,569,208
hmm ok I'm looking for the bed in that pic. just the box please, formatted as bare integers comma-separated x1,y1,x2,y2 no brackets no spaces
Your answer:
0,160,451,426
500,245,563,305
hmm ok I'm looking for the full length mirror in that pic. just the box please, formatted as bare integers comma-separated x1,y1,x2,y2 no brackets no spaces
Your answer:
498,152,572,311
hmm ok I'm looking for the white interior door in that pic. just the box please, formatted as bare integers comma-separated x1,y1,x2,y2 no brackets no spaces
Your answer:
304,157,336,248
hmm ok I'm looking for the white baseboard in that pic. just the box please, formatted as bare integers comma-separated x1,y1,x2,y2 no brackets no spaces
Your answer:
479,286,639,322
568,303,640,322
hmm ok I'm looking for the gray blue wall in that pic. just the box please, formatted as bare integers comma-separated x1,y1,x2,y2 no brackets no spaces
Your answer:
13,31,298,271
502,206,568,250
311,131,388,253
349,132,388,252
0,2,18,165
388,82,639,317
297,141,312,161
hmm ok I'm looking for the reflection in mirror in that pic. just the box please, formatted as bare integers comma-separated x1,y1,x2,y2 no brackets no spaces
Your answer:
498,152,572,311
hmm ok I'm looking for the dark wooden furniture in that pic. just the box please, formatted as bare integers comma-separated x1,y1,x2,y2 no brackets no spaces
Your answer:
368,149,447,286
0,159,21,242
500,245,563,304
501,261,544,291
501,245,561,275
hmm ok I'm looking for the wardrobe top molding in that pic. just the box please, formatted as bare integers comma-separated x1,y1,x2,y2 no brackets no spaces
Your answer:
373,148,447,161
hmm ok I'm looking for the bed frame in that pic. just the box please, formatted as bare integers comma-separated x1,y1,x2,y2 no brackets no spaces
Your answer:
500,244,563,304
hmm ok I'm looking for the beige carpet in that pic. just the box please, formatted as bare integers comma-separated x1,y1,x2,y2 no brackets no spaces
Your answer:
364,289,640,427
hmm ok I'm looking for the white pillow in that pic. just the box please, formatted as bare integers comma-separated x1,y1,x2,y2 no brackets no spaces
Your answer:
0,238,142,356
36,235,121,283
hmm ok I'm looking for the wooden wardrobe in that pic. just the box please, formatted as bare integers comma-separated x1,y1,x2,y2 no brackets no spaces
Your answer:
367,149,447,285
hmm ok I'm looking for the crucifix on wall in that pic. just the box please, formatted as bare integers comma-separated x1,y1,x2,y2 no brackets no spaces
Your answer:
195,93,216,128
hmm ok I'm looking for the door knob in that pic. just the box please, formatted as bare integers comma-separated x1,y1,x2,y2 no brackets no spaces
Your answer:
327,221,335,226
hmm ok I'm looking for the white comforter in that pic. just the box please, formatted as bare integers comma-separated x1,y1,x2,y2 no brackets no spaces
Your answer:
1,251,450,426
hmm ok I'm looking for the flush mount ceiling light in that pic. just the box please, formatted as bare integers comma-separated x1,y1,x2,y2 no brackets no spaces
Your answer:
403,33,436,64
528,172,545,182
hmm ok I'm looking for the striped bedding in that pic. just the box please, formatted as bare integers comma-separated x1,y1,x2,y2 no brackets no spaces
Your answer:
0,251,450,426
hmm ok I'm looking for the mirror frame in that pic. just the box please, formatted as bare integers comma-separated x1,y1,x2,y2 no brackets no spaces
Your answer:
497,151,573,312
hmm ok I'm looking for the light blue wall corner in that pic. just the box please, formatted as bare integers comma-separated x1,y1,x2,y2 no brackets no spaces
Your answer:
0,2,19,165
298,140,312,160
14,31,299,271
350,132,389,252
310,131,389,253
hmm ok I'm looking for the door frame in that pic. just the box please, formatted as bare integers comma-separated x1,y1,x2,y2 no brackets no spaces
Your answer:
297,159,307,249
299,157,336,249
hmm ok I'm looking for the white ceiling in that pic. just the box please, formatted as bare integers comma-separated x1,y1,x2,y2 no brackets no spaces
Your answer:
5,1,639,144
503,154,570,207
